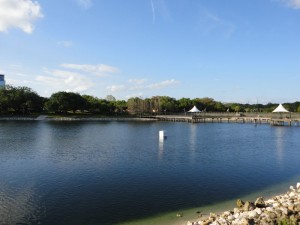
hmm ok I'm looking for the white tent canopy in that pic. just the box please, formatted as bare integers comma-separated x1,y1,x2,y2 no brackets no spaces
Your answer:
188,106,201,113
272,104,289,113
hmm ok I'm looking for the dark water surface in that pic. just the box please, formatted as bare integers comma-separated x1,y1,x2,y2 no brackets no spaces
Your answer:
0,121,299,225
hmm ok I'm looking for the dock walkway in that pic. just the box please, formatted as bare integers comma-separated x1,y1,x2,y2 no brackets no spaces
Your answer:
147,115,300,127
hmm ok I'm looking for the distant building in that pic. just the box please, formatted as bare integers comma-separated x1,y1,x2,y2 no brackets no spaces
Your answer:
0,74,5,87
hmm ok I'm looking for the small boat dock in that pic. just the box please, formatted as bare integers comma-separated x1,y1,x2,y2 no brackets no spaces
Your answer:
144,114,300,127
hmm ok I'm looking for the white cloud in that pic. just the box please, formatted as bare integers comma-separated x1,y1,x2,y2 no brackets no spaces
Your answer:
106,78,180,95
282,0,300,8
0,0,43,34
36,69,93,93
106,85,126,92
147,79,180,89
128,79,147,90
128,78,147,84
129,85,144,91
61,63,119,77
77,0,92,9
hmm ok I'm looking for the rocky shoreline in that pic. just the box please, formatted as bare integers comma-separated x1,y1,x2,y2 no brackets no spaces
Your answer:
187,183,300,225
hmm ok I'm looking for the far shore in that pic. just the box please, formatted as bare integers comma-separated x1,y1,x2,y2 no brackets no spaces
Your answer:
0,115,157,121
0,112,297,119
1,113,299,127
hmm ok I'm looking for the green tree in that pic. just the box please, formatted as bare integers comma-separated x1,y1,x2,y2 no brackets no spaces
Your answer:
214,102,226,112
150,96,161,114
234,105,241,112
143,98,152,114
0,85,44,114
113,100,127,113
45,92,86,114
127,97,141,114
98,99,111,114
199,97,216,111
178,98,193,112
192,98,205,111
159,96,177,113
82,95,111,114
82,95,100,113
105,95,116,102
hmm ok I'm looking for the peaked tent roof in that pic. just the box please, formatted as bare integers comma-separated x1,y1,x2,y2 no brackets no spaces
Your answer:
188,105,201,113
273,104,289,113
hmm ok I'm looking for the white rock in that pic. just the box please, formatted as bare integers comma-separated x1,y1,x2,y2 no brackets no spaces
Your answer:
266,207,273,212
289,192,296,198
296,182,300,190
248,211,258,219
233,213,240,219
231,220,238,225
233,208,240,214
260,212,268,218
290,186,295,191
227,215,234,221
266,199,275,204
217,217,227,224
255,208,262,215
281,207,288,215
222,211,231,217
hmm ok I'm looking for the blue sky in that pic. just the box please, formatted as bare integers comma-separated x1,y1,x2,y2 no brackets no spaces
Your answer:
1,0,300,103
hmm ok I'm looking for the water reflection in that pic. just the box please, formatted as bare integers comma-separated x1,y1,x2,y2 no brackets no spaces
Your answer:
189,125,197,163
0,183,42,225
189,125,196,150
158,139,164,160
274,127,286,165
1,121,300,225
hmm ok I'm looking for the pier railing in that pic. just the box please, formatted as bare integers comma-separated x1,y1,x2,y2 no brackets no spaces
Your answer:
150,112,300,127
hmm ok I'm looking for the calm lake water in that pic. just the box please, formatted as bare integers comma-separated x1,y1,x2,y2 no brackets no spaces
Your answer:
0,120,300,225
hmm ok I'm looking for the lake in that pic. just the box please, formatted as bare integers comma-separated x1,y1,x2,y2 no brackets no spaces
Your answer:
0,120,299,225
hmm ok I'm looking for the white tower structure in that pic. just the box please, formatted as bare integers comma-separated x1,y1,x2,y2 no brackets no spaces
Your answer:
0,74,5,87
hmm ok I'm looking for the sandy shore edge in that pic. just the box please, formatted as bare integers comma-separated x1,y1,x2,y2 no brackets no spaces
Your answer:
184,182,300,225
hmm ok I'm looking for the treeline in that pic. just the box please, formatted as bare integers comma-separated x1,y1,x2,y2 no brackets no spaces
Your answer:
1,85,300,115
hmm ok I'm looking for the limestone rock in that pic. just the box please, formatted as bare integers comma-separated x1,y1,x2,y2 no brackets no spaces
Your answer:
294,203,300,212
186,182,300,225
202,218,213,225
236,199,245,208
222,211,231,217
233,208,240,214
255,197,266,208
227,215,234,221
268,211,277,220
248,211,258,219
209,212,217,220
254,208,262,215
243,201,255,211
289,192,296,199
239,218,251,225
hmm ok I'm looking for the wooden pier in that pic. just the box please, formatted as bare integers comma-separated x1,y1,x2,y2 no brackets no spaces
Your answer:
149,115,300,127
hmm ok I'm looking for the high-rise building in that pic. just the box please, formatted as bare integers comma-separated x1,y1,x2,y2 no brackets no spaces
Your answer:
0,74,5,87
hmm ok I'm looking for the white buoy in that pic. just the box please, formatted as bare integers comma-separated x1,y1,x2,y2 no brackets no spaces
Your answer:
159,130,167,141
